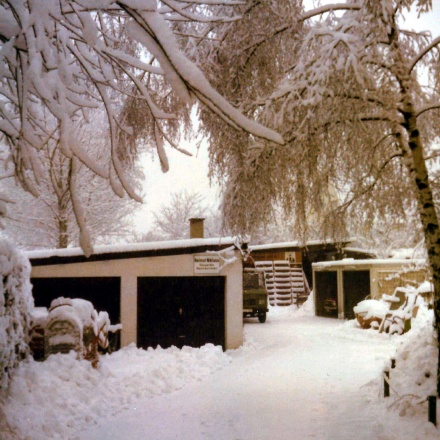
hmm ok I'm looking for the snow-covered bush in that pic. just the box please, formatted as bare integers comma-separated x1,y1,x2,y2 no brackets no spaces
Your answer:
383,305,437,420
43,297,122,367
0,238,34,390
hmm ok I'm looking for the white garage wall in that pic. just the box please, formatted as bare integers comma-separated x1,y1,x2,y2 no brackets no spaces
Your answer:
30,251,243,350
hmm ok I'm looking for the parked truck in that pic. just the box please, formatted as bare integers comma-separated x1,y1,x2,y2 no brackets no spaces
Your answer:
243,271,269,323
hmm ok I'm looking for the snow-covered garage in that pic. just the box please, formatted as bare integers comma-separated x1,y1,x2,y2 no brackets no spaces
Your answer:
312,258,428,320
28,237,244,351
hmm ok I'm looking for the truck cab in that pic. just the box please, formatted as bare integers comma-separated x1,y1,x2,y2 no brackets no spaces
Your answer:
243,272,269,323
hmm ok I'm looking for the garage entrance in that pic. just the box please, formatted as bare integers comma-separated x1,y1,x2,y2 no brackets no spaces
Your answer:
137,277,225,350
315,271,338,318
31,277,121,349
343,270,371,320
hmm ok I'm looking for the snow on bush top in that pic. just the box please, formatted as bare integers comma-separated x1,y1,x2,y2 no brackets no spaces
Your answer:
46,305,83,339
383,305,438,424
46,297,122,348
0,238,34,390
49,297,94,329
353,299,390,320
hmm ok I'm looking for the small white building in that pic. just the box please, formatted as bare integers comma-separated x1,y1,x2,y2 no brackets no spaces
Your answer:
312,258,428,320
28,237,244,351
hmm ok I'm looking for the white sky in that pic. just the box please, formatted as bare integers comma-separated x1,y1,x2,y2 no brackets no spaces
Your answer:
135,138,220,233
403,1,440,32
135,2,440,234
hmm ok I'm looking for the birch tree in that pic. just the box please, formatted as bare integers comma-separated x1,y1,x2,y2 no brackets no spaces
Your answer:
196,0,440,390
0,0,283,255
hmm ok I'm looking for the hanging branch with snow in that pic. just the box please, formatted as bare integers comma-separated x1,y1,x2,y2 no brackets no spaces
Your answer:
207,245,237,271
0,0,283,255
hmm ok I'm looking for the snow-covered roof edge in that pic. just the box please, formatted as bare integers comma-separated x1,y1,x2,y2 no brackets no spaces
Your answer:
313,258,427,269
250,238,356,252
27,237,236,260
342,247,377,257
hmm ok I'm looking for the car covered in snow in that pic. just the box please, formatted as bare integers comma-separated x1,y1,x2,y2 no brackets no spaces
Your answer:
243,272,269,323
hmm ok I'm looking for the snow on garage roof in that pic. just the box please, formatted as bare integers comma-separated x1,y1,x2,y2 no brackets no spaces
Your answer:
27,237,236,266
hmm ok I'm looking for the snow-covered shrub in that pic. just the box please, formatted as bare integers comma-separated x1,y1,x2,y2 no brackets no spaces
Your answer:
0,238,34,389
382,302,437,421
43,297,122,367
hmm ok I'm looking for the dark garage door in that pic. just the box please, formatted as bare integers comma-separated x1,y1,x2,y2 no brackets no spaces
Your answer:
315,271,338,318
31,277,121,348
343,270,371,320
137,277,225,350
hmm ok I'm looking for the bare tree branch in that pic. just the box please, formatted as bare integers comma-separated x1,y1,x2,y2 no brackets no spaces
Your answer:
408,35,440,74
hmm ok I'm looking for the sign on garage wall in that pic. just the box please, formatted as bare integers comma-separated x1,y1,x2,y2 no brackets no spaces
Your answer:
194,255,221,274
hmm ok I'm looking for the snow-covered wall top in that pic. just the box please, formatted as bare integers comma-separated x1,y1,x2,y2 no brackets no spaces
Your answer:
313,258,426,269
27,237,236,261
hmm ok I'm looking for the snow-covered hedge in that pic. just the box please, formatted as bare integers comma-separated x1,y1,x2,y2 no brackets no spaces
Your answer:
0,238,34,390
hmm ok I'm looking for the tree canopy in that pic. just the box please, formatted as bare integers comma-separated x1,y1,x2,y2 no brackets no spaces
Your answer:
195,0,439,241
0,0,283,254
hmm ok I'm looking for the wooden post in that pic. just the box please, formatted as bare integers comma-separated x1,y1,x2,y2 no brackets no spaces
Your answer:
428,396,437,426
384,369,390,398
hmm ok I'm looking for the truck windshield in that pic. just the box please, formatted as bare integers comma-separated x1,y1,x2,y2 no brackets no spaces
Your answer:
243,273,263,289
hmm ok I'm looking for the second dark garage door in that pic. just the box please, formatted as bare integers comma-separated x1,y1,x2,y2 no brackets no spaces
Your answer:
343,270,371,320
137,276,225,350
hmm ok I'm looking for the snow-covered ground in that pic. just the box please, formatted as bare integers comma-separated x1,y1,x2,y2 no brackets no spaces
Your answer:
2,299,439,440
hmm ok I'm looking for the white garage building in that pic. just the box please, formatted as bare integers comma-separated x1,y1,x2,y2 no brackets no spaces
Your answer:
28,237,244,351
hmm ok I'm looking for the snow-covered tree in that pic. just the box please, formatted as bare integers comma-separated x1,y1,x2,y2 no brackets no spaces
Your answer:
349,207,424,259
195,0,440,390
2,114,140,249
0,0,283,255
141,190,224,240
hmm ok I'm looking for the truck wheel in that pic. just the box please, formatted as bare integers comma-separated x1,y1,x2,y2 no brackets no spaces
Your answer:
258,313,266,323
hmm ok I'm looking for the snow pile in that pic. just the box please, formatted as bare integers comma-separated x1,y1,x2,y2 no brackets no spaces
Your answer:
294,292,315,317
4,343,231,440
353,298,390,320
0,238,34,390
417,280,434,295
384,306,438,418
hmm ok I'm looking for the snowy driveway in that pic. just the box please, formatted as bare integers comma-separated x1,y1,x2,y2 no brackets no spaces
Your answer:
81,308,399,440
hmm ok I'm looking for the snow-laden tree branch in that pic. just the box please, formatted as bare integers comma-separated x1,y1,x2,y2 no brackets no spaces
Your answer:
416,103,440,118
408,35,440,74
239,3,362,59
0,0,283,255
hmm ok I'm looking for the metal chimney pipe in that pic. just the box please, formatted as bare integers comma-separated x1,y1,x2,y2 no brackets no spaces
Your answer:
189,218,205,239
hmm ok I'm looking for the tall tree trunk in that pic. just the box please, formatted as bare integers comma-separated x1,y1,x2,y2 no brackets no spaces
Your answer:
58,217,68,249
400,107,440,396
57,195,69,249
